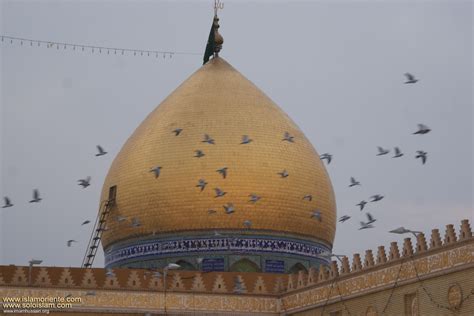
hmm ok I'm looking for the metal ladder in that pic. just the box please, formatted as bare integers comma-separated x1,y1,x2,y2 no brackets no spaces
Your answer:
81,199,112,268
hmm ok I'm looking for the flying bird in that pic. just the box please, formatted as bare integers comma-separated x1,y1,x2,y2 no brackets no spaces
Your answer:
243,220,252,228
81,220,91,226
366,212,376,224
115,216,127,222
248,194,261,203
240,135,253,144
131,218,141,227
404,73,419,84
338,215,351,223
359,221,375,230
311,210,322,221
303,194,313,201
277,170,289,178
214,188,227,198
416,150,428,164
95,145,107,156
223,203,235,214
370,194,384,202
217,167,228,179
196,179,208,192
320,153,332,164
29,189,42,203
172,128,183,136
413,124,431,135
202,134,215,144
208,209,216,215
282,132,295,142
2,197,13,208
349,177,360,187
194,150,205,158
150,166,162,178
67,240,77,247
78,177,91,188
105,269,115,277
357,200,367,211
393,147,404,158
377,147,390,156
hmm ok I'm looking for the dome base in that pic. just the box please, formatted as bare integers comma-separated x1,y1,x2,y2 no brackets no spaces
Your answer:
105,232,331,273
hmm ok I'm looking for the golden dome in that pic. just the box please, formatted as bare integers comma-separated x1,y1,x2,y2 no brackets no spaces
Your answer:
100,57,336,250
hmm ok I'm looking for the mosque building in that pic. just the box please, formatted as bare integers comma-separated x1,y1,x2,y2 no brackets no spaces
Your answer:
0,14,473,316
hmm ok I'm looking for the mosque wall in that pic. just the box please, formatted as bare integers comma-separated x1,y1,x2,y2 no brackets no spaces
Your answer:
0,219,472,315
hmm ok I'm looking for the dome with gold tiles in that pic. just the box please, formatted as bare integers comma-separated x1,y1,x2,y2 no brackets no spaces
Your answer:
100,55,336,273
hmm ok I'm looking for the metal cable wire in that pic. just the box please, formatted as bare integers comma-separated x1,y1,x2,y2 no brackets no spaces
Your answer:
381,258,405,314
1,35,201,58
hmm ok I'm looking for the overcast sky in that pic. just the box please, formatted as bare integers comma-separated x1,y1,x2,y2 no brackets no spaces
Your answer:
1,0,472,268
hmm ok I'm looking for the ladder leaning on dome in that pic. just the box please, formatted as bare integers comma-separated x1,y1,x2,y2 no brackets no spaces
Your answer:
81,197,114,268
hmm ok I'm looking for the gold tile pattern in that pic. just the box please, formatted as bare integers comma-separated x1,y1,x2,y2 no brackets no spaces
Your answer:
100,57,336,248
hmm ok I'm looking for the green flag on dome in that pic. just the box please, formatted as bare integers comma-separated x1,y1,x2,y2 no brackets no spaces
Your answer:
203,17,216,65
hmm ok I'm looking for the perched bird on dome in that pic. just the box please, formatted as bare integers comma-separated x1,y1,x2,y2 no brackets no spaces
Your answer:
277,170,289,178
217,167,228,179
248,194,261,203
357,200,367,211
240,135,253,144
196,179,208,192
78,177,91,188
349,177,361,187
150,166,162,178
67,240,77,247
95,145,107,156
131,217,141,227
81,220,91,225
194,150,205,158
416,150,427,164
282,132,295,142
393,147,404,158
366,212,376,224
172,128,183,136
413,124,431,135
208,209,216,215
311,210,322,221
223,203,235,214
376,146,390,156
2,197,13,208
303,194,313,201
214,188,227,198
320,153,332,164
404,73,419,84
338,215,351,223
359,221,375,230
370,194,384,202
29,189,42,203
202,134,215,144
243,220,252,228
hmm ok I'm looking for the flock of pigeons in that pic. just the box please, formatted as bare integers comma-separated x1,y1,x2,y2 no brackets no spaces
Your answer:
148,129,304,230
1,145,108,248
1,72,428,250
320,73,430,231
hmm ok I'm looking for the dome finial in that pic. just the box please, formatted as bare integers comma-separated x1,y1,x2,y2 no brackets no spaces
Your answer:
213,0,224,55
203,1,224,64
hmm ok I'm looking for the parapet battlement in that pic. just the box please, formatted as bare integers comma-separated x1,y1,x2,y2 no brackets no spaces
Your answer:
1,219,472,297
